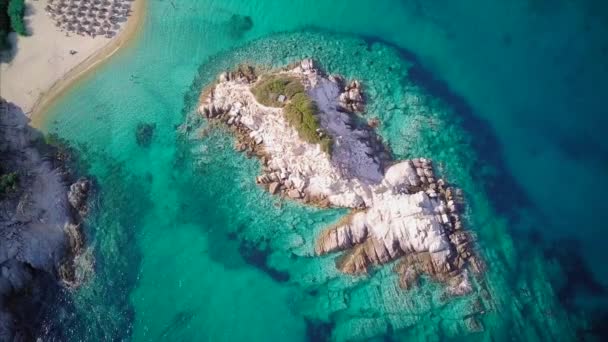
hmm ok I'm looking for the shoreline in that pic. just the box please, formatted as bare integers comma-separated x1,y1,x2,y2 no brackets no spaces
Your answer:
30,0,146,128
1,99,91,340
1,0,147,129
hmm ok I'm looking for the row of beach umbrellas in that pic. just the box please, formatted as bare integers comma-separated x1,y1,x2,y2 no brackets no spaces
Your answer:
45,0,133,37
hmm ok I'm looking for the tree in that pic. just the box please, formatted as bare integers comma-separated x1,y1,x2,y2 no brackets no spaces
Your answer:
7,0,26,36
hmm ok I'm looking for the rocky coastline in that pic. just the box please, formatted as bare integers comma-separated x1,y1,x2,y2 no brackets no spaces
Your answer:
196,59,483,294
0,99,91,341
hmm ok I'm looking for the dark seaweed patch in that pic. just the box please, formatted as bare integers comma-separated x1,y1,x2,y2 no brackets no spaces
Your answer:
227,14,253,39
135,122,156,148
158,309,198,340
304,318,335,342
238,239,290,283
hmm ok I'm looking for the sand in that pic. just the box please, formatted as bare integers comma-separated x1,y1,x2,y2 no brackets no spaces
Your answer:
0,0,145,127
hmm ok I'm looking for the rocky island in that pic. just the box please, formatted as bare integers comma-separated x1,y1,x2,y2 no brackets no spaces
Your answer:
0,99,91,340
197,59,483,294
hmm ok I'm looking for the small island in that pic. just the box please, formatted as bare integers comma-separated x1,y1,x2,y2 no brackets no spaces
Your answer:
197,59,484,294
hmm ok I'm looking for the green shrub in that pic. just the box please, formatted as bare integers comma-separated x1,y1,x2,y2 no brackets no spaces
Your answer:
251,75,304,107
0,171,18,195
0,0,10,48
7,0,26,36
251,73,333,154
0,0,10,32
284,93,332,154
0,0,26,50
0,30,8,50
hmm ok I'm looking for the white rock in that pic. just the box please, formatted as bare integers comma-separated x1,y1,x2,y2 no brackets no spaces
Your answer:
200,61,466,279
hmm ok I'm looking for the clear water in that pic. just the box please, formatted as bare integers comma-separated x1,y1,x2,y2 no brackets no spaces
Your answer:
41,0,608,340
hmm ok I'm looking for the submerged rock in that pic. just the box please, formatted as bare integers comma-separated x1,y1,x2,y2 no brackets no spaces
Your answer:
227,14,254,39
135,122,156,148
195,59,483,294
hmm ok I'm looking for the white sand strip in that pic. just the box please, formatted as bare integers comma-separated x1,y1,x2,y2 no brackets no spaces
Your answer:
0,0,145,127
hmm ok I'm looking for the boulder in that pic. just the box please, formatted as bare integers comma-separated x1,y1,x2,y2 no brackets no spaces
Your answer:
268,182,280,195
68,178,91,216
287,189,301,199
300,59,315,72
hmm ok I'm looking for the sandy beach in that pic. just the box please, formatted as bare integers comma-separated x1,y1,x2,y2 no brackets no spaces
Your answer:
0,0,145,128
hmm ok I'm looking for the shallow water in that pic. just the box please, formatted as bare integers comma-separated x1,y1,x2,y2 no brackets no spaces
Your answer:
41,0,608,340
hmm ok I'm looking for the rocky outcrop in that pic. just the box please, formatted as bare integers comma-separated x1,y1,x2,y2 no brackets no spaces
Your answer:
0,99,90,340
68,178,91,217
338,79,365,113
196,59,483,294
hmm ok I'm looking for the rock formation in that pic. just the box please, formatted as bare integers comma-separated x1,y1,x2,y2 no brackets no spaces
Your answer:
0,99,91,340
68,177,91,216
196,59,483,293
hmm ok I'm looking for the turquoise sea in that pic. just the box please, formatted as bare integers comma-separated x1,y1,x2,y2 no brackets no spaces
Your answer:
40,0,608,340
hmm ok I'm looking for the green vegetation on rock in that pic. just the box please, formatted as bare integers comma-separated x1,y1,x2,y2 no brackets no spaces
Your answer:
252,74,332,154
0,170,18,195
252,75,304,107
284,93,332,154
